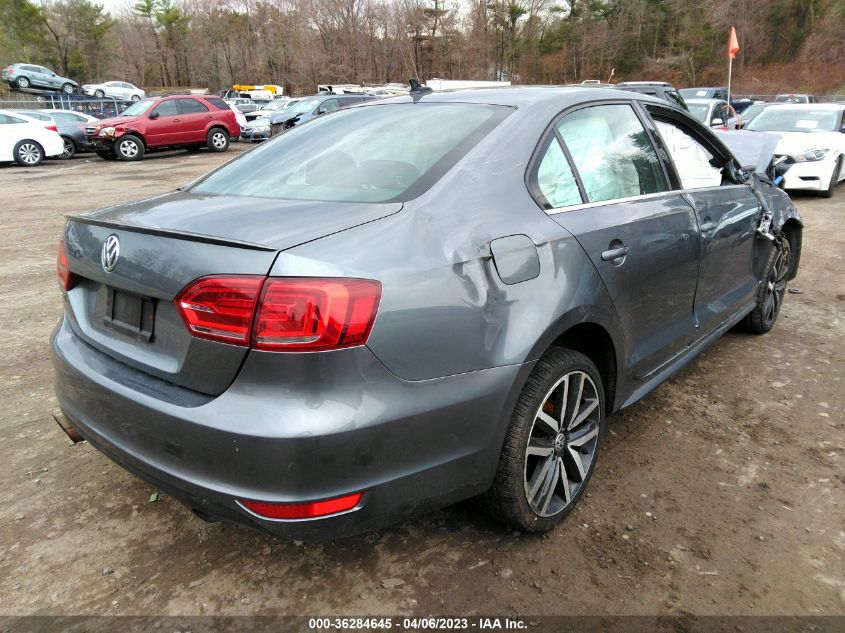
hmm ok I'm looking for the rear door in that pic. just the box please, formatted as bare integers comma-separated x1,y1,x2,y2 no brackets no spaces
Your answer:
646,104,761,337
146,99,181,146
177,97,212,142
535,101,701,380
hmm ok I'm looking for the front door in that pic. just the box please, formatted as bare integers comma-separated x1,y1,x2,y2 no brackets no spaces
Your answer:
648,108,761,336
533,102,701,380
146,99,182,146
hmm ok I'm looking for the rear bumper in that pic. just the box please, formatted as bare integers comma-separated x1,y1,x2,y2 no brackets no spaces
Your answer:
239,127,270,141
51,316,531,540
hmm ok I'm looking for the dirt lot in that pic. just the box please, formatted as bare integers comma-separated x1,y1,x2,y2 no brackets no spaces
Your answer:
0,145,842,618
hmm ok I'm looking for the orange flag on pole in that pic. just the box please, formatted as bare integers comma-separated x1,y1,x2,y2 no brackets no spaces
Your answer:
728,27,740,59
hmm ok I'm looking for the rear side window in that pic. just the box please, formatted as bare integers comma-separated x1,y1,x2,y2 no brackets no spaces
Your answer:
556,104,667,202
530,138,582,209
205,97,230,111
179,98,209,114
190,103,512,203
0,114,26,124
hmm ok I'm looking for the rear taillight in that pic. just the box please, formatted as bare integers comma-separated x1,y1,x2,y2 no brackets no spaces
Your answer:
173,276,381,351
253,278,381,351
45,124,58,132
57,240,77,291
238,492,364,520
174,276,263,345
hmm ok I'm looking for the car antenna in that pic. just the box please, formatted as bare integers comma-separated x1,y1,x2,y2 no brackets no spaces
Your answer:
408,78,432,101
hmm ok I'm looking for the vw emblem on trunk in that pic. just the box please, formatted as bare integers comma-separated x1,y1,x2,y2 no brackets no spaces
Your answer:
101,234,120,272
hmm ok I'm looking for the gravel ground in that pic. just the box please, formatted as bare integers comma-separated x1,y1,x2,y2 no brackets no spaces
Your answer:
0,145,842,617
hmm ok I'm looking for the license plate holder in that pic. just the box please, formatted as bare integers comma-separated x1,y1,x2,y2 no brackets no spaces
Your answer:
103,288,155,342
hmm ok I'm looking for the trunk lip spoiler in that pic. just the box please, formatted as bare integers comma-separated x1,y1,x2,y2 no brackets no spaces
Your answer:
63,215,277,252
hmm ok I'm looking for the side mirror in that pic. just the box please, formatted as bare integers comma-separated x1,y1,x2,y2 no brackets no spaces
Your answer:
149,111,159,120
711,118,723,126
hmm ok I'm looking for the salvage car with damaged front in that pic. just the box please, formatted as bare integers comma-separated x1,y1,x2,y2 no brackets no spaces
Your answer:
52,88,802,539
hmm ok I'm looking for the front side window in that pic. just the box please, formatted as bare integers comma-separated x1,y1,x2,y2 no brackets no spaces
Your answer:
151,100,178,117
654,119,723,189
319,99,339,113
531,138,582,209
190,103,511,203
556,104,667,203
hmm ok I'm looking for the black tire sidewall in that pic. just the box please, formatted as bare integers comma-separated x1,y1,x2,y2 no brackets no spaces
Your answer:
61,137,76,159
206,128,229,152
823,157,842,198
491,348,606,533
745,240,790,334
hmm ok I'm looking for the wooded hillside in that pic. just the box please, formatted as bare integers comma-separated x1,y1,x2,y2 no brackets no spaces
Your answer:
1,0,843,95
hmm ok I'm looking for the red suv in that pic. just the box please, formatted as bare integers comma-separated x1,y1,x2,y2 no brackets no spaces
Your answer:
86,95,239,161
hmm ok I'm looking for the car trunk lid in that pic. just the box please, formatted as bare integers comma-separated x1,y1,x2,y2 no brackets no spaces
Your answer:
63,191,401,395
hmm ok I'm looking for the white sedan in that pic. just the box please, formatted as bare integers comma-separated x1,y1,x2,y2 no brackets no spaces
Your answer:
0,110,64,166
81,81,145,101
746,103,845,197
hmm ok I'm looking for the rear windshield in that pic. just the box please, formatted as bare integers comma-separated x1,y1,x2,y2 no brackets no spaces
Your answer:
189,103,512,203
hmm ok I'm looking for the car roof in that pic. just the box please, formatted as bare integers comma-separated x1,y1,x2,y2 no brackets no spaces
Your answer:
685,98,725,105
367,86,665,110
616,81,675,87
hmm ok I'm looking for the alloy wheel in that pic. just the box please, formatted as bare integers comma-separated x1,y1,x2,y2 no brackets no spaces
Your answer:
61,139,74,158
119,139,139,158
762,244,789,329
523,370,601,517
211,132,227,149
17,77,30,88
18,143,41,165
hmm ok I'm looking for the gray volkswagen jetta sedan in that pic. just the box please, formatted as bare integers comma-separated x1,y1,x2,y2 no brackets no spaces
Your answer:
52,87,802,539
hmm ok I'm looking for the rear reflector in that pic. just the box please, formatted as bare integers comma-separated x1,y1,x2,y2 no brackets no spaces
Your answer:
174,275,264,345
253,278,381,351
57,240,77,291
173,276,381,351
238,492,364,520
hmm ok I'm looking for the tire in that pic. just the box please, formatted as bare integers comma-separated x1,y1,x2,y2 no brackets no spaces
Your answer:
94,89,104,98
131,94,141,101
15,76,30,89
743,238,790,334
96,149,117,160
60,136,76,159
206,127,229,152
61,82,74,94
820,156,842,199
14,140,43,166
482,348,606,533
115,134,144,161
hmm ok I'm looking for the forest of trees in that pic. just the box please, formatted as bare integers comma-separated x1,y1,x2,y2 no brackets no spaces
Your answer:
1,0,843,96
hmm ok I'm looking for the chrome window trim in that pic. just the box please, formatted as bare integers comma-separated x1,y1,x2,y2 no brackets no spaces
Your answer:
543,183,751,215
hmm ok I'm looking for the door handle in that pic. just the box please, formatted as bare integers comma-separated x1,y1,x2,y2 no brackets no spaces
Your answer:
601,246,629,261
172,118,182,122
